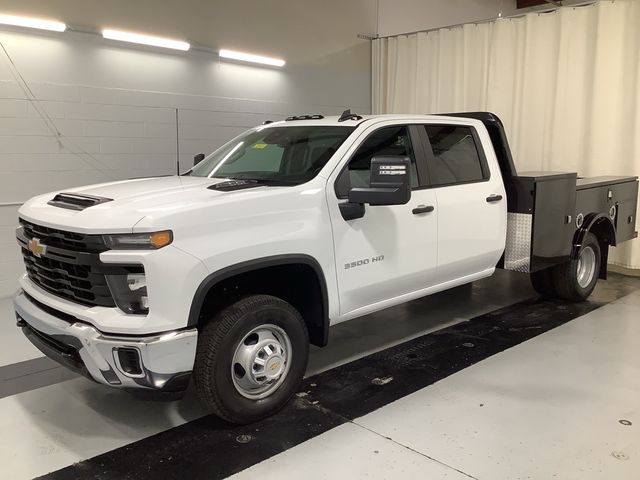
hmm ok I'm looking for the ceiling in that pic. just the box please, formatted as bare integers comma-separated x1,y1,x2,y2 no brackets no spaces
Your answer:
0,0,377,71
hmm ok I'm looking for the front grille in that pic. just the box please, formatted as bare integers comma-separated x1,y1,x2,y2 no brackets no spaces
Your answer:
21,249,115,306
18,219,116,307
20,219,107,253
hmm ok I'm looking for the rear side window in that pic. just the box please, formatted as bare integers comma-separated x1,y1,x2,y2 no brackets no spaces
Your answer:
424,125,487,186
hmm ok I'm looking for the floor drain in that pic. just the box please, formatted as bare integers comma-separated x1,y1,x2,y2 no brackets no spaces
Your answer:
236,434,253,444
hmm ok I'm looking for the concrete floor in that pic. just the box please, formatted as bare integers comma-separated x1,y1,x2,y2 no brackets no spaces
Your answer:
0,296,41,366
0,270,638,479
233,290,640,480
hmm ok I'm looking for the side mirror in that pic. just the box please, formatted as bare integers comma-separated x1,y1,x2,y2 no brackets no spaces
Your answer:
194,153,205,166
348,156,412,206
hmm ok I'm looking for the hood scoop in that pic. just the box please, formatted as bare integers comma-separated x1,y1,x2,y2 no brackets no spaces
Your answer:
47,192,113,211
208,180,262,192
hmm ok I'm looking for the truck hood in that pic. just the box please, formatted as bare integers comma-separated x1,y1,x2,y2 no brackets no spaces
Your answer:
66,175,216,201
18,176,266,233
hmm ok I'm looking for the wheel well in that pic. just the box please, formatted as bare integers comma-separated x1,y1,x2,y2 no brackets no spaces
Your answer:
588,216,616,247
191,261,329,347
574,215,616,280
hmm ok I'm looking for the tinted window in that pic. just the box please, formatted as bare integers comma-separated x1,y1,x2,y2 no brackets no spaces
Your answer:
336,126,418,197
424,125,486,186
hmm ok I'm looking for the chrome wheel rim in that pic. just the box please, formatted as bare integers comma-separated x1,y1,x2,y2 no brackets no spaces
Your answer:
231,324,292,400
577,246,596,289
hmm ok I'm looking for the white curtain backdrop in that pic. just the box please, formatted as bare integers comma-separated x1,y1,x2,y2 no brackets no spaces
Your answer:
373,0,640,269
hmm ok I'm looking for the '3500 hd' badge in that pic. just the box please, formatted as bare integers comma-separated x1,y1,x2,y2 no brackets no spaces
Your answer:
345,255,384,270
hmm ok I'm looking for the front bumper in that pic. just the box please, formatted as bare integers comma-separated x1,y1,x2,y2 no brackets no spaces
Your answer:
13,290,198,392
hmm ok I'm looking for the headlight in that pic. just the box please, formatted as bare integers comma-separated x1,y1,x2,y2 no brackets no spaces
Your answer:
103,231,173,250
106,271,149,314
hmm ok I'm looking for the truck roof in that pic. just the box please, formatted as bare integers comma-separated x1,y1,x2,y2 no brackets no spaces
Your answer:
266,113,480,127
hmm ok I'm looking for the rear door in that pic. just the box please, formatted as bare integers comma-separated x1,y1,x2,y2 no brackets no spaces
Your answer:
418,121,506,282
327,123,438,319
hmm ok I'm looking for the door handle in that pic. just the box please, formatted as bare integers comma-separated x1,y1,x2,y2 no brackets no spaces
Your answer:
486,194,503,203
412,205,435,215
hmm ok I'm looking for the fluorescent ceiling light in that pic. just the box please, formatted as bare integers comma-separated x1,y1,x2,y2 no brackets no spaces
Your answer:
102,29,190,51
0,13,66,32
219,49,285,67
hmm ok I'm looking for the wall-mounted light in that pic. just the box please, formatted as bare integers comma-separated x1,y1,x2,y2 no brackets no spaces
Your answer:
0,13,66,32
102,29,190,51
219,49,285,67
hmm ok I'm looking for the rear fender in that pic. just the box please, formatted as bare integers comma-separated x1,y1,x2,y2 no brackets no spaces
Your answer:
572,213,616,280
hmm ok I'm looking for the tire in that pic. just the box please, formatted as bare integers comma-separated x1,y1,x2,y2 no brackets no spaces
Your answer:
530,267,557,298
193,294,309,424
551,232,601,302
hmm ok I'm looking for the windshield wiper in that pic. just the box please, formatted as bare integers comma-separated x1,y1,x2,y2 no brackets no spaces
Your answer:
250,179,298,186
216,176,298,186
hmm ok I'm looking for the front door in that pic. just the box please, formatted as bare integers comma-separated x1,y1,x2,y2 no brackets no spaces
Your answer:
327,124,438,319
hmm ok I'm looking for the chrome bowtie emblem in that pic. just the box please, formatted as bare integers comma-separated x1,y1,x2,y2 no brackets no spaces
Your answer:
28,238,47,258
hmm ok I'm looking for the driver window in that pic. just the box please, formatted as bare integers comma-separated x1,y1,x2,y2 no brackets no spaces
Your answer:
336,126,418,198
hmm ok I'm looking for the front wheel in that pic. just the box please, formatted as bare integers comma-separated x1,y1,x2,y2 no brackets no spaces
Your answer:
551,232,601,302
193,295,309,424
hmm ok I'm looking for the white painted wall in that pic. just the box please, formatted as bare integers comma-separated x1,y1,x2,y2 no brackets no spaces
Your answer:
0,15,372,296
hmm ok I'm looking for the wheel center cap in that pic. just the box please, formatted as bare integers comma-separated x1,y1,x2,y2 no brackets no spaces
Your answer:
263,354,285,380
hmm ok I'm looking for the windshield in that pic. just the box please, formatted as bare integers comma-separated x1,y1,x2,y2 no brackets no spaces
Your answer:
189,125,355,184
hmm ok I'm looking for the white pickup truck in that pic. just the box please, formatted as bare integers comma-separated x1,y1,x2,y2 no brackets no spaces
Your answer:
13,111,638,424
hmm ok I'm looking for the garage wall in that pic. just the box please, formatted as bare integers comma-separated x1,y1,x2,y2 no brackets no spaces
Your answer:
0,1,375,297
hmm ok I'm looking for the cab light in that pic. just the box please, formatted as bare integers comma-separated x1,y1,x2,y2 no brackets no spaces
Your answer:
103,231,173,250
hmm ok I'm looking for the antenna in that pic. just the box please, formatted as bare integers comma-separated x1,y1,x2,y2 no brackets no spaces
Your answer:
338,109,363,122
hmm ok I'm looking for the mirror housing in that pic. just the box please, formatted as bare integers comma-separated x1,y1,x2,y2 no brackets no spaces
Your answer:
347,156,412,206
194,153,205,166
